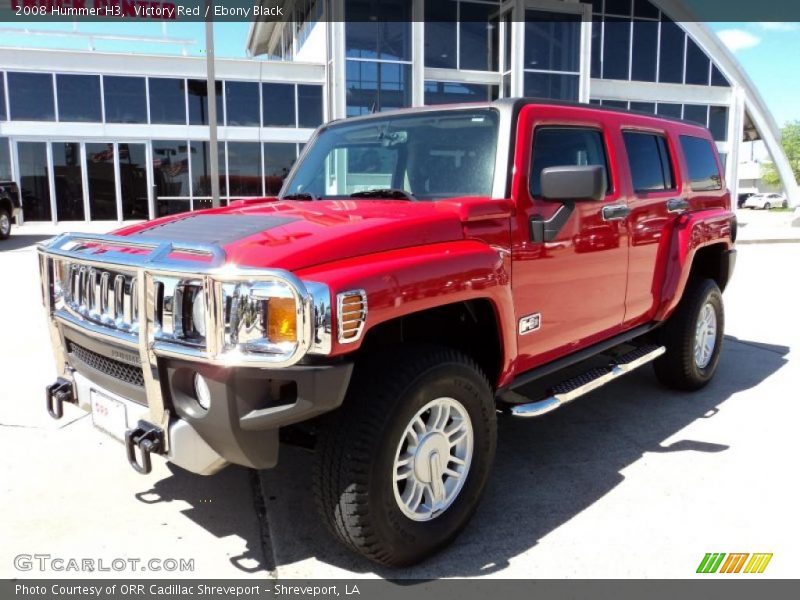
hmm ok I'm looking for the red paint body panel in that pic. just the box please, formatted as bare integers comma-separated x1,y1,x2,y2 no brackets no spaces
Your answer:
108,102,734,389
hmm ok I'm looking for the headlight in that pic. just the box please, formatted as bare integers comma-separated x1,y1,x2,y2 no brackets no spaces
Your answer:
191,290,206,337
225,281,301,355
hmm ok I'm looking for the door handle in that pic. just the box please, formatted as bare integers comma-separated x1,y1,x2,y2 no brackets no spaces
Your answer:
666,198,690,213
601,204,631,221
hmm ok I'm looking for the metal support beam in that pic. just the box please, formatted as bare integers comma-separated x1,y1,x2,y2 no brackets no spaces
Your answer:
205,2,221,208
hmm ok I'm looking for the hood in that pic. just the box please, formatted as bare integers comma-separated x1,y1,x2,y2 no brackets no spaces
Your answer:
119,200,468,271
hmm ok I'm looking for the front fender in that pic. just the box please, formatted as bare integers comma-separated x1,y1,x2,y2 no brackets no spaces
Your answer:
295,240,516,385
654,209,735,321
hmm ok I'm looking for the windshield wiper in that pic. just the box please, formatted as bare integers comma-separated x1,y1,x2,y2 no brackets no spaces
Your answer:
282,192,317,200
349,188,418,201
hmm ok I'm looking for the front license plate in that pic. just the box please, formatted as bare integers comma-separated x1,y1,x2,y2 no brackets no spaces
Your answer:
91,390,127,441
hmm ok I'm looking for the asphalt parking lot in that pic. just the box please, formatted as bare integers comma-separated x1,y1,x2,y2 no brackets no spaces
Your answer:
1,223,798,579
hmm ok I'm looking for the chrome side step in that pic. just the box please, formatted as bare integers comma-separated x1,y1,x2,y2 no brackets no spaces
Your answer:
507,345,666,418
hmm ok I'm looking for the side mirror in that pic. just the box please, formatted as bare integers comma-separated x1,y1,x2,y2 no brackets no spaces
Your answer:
540,165,607,202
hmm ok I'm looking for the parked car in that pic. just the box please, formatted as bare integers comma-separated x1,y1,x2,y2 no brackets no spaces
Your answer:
0,180,22,240
742,192,788,210
38,99,736,567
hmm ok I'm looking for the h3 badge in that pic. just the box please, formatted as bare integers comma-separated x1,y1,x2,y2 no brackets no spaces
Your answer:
519,313,541,335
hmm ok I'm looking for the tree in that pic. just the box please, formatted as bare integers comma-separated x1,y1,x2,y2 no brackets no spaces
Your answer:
762,121,800,188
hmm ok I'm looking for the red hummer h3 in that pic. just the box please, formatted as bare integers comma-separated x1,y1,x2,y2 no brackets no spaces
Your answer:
39,99,736,566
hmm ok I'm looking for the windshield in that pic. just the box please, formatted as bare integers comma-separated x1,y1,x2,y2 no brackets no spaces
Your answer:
281,108,499,201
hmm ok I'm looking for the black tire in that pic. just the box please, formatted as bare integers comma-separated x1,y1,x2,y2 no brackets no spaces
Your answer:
313,345,497,567
764,202,771,210
653,278,724,391
0,207,11,240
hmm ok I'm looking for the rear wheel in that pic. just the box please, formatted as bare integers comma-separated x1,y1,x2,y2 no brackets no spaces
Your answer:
0,208,11,240
654,278,724,391
313,345,497,567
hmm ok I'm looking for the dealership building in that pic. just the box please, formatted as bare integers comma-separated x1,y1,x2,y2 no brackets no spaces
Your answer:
0,0,796,224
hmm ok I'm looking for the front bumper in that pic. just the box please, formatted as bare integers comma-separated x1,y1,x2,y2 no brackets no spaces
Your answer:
51,323,352,473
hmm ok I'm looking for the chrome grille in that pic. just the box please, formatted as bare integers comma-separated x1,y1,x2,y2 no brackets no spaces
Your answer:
64,263,138,332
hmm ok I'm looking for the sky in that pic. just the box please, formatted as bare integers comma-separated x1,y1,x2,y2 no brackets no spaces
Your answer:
0,20,798,127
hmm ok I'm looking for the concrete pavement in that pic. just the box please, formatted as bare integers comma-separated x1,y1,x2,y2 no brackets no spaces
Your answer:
1,223,798,579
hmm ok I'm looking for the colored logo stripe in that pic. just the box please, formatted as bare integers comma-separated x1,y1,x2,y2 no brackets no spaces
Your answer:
697,553,726,573
720,553,749,573
697,552,772,574
744,553,773,574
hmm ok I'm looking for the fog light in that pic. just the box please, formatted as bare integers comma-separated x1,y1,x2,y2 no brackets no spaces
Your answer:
194,373,211,410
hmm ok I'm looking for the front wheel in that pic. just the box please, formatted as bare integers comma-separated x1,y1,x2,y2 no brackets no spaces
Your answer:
313,346,497,567
764,202,772,210
0,208,11,240
654,278,724,391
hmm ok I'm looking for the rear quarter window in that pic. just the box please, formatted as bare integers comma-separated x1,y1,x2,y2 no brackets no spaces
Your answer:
679,135,722,191
622,131,674,193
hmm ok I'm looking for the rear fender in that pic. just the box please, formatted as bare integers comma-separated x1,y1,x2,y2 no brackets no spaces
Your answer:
654,209,734,321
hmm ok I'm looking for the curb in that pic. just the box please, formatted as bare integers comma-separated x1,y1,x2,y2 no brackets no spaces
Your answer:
735,238,800,245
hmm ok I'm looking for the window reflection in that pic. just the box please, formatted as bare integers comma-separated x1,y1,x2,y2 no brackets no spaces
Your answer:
18,141,51,221
52,142,85,221
86,143,117,220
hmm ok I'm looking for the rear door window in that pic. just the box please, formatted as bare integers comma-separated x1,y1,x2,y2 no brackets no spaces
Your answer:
622,131,674,193
679,135,723,191
530,127,610,197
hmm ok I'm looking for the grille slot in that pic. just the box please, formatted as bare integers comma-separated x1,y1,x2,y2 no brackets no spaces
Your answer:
68,341,145,388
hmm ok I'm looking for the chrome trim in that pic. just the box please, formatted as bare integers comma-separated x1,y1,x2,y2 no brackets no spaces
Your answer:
39,232,334,433
336,289,367,344
510,346,666,418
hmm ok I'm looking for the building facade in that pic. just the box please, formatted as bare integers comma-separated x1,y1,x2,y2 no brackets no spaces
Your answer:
1,0,797,224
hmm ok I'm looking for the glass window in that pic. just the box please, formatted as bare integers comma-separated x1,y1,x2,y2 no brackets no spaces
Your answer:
119,143,149,220
709,106,728,141
225,81,260,127
460,3,499,71
346,60,412,116
680,135,722,191
658,19,684,84
711,65,729,87
284,108,499,200
602,100,628,109
0,137,11,181
602,17,631,80
425,1,457,69
297,85,323,128
630,102,656,113
152,140,190,198
187,79,222,126
8,72,55,121
631,20,658,82
264,143,297,195
86,143,117,220
56,75,101,122
657,102,682,118
345,0,411,61
51,142,85,221
523,72,579,101
262,83,296,127
227,142,262,197
605,0,632,16
633,0,659,19
683,104,708,127
530,128,609,197
149,78,186,125
424,81,498,105
685,38,710,85
525,11,581,73
591,21,602,78
190,140,227,198
623,132,674,192
18,142,51,221
0,73,6,121
104,76,146,124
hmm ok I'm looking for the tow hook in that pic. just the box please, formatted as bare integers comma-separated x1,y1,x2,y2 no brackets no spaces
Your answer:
45,378,76,420
125,421,165,475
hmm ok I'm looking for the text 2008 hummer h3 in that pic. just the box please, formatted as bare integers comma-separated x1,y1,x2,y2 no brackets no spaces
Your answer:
39,99,736,567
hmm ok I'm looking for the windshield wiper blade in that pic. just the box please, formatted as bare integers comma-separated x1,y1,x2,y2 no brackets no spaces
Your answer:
282,192,317,200
349,188,418,201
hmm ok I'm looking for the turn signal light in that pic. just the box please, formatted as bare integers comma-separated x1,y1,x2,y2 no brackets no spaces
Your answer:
267,297,298,343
